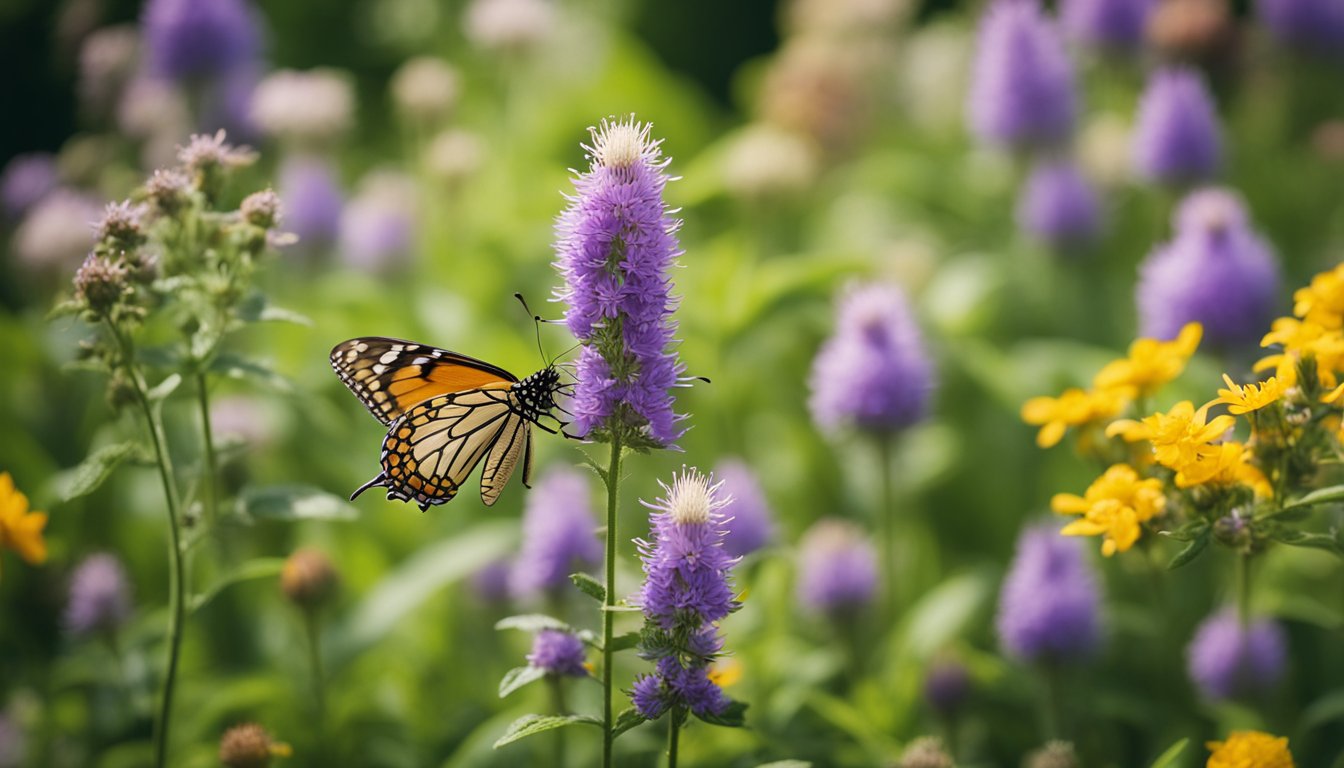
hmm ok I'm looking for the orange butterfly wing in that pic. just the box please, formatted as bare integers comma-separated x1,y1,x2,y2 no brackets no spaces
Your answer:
330,337,517,426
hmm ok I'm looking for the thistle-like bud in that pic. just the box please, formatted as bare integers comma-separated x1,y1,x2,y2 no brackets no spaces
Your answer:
178,130,257,198
218,723,290,768
74,253,130,316
144,168,192,215
241,189,281,229
280,548,338,609
1026,741,1079,768
897,737,954,768
95,201,149,252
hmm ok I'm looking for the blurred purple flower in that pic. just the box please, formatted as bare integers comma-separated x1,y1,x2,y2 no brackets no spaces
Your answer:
66,553,132,636
1,154,59,219
209,394,275,447
923,656,972,716
1061,0,1156,50
809,283,934,436
1257,0,1344,53
78,25,139,118
198,64,261,139
714,459,774,558
470,558,513,604
509,467,601,598
12,190,103,271
997,523,1101,663
527,629,588,677
141,0,263,82
969,0,1078,151
1187,608,1287,701
278,155,344,251
1133,68,1222,186
0,711,22,768
1016,157,1102,250
796,518,877,618
553,117,685,448
338,170,416,273
1136,188,1279,348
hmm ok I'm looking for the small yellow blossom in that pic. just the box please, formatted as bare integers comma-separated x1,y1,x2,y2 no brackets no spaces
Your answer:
708,658,742,688
1093,322,1202,396
1052,464,1165,556
0,471,48,576
1323,382,1344,404
1173,441,1273,497
1107,401,1234,472
1206,730,1294,768
1292,263,1344,329
1257,318,1344,390
1210,374,1284,415
1022,387,1132,448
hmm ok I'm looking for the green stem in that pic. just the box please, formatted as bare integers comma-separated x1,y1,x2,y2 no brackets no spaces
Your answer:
1236,553,1252,628
601,435,623,768
667,706,682,768
106,320,186,768
1040,662,1063,741
303,609,328,758
877,437,896,617
549,676,568,768
194,372,219,527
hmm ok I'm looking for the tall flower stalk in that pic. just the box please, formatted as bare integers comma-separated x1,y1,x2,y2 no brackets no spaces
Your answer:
553,115,686,766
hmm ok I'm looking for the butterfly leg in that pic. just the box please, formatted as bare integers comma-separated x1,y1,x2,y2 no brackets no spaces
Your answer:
350,472,389,501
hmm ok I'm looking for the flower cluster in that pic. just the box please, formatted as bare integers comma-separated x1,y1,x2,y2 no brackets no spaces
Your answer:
509,467,601,599
996,523,1101,663
631,469,739,720
1206,730,1295,768
526,629,588,677
796,518,877,618
553,116,686,449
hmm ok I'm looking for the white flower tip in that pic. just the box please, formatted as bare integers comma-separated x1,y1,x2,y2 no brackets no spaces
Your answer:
665,467,722,525
588,115,658,170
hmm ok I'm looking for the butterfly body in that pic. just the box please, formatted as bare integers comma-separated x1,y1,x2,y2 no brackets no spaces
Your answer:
331,337,566,510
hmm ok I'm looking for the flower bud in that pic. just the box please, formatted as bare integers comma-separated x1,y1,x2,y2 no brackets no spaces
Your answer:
144,168,192,214
897,736,954,768
96,201,149,251
74,253,130,316
1026,741,1079,768
241,189,281,229
280,548,338,609
219,723,290,768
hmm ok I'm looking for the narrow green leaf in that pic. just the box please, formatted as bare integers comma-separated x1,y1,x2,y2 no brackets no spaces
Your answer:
189,558,286,613
1168,530,1211,570
492,714,600,749
607,631,641,653
1271,529,1344,557
695,699,748,728
1302,690,1344,732
211,353,292,392
570,572,605,602
54,442,140,502
257,305,313,326
1148,738,1188,768
145,373,182,402
612,707,648,739
498,666,546,698
236,485,359,522
1282,484,1344,512
495,614,570,633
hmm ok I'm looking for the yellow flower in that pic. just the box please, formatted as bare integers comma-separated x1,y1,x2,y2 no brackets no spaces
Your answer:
1173,441,1273,497
708,658,742,688
1292,263,1344,329
1206,730,1294,768
1256,318,1344,390
1210,374,1284,415
1093,322,1202,396
1052,464,1165,556
0,471,48,576
1107,401,1234,472
1021,387,1131,448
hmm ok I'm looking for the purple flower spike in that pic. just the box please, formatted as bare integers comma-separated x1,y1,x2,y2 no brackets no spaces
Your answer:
997,523,1101,663
809,283,934,436
714,459,774,558
1257,0,1344,54
1133,68,1222,186
278,155,344,252
923,656,973,716
1062,0,1157,50
66,553,133,636
1136,187,1279,349
141,0,263,82
796,518,878,617
553,116,686,448
527,629,588,677
969,0,1078,151
510,467,601,598
1187,608,1287,701
1017,157,1102,250
1,153,59,219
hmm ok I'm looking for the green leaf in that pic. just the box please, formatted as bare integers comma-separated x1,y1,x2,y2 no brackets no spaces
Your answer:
145,373,182,402
256,305,313,326
1168,530,1211,570
611,707,648,739
498,666,547,698
210,353,292,392
695,698,748,728
1279,484,1344,514
53,442,141,502
1148,738,1188,768
235,484,359,522
492,714,600,749
1271,529,1344,557
1302,689,1344,732
495,614,570,633
607,631,640,653
570,572,606,602
189,558,286,613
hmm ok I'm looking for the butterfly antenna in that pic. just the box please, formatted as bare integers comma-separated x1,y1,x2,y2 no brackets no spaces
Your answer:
514,293,549,364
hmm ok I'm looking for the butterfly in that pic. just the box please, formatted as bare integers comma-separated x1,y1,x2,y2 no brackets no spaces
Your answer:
331,337,568,510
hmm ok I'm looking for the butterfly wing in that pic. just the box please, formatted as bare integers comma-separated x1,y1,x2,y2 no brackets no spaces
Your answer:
331,337,518,426
480,411,532,506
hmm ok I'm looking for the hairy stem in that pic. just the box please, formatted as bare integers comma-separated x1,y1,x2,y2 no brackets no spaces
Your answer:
601,435,623,768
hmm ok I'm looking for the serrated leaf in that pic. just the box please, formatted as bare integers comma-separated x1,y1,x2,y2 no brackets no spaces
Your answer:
498,666,547,698
571,572,606,602
492,714,600,749
189,558,286,613
54,442,141,502
211,353,292,392
495,614,570,633
695,699,748,728
612,707,648,737
146,373,182,401
236,484,359,522
1148,738,1188,768
607,631,640,653
1168,530,1211,569
577,456,610,485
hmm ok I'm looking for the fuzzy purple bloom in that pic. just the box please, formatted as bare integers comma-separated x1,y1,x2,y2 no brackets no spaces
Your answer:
338,171,416,273
141,0,263,82
527,629,588,677
1136,188,1280,348
809,283,934,435
714,459,774,558
510,467,601,598
1257,0,1344,53
1016,158,1102,250
554,117,686,447
1133,68,1222,186
278,155,344,251
969,0,1078,150
1062,0,1156,50
1,154,59,219
1187,608,1287,701
631,673,668,719
997,523,1101,663
796,518,877,617
470,558,513,603
66,553,132,635
923,657,973,716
